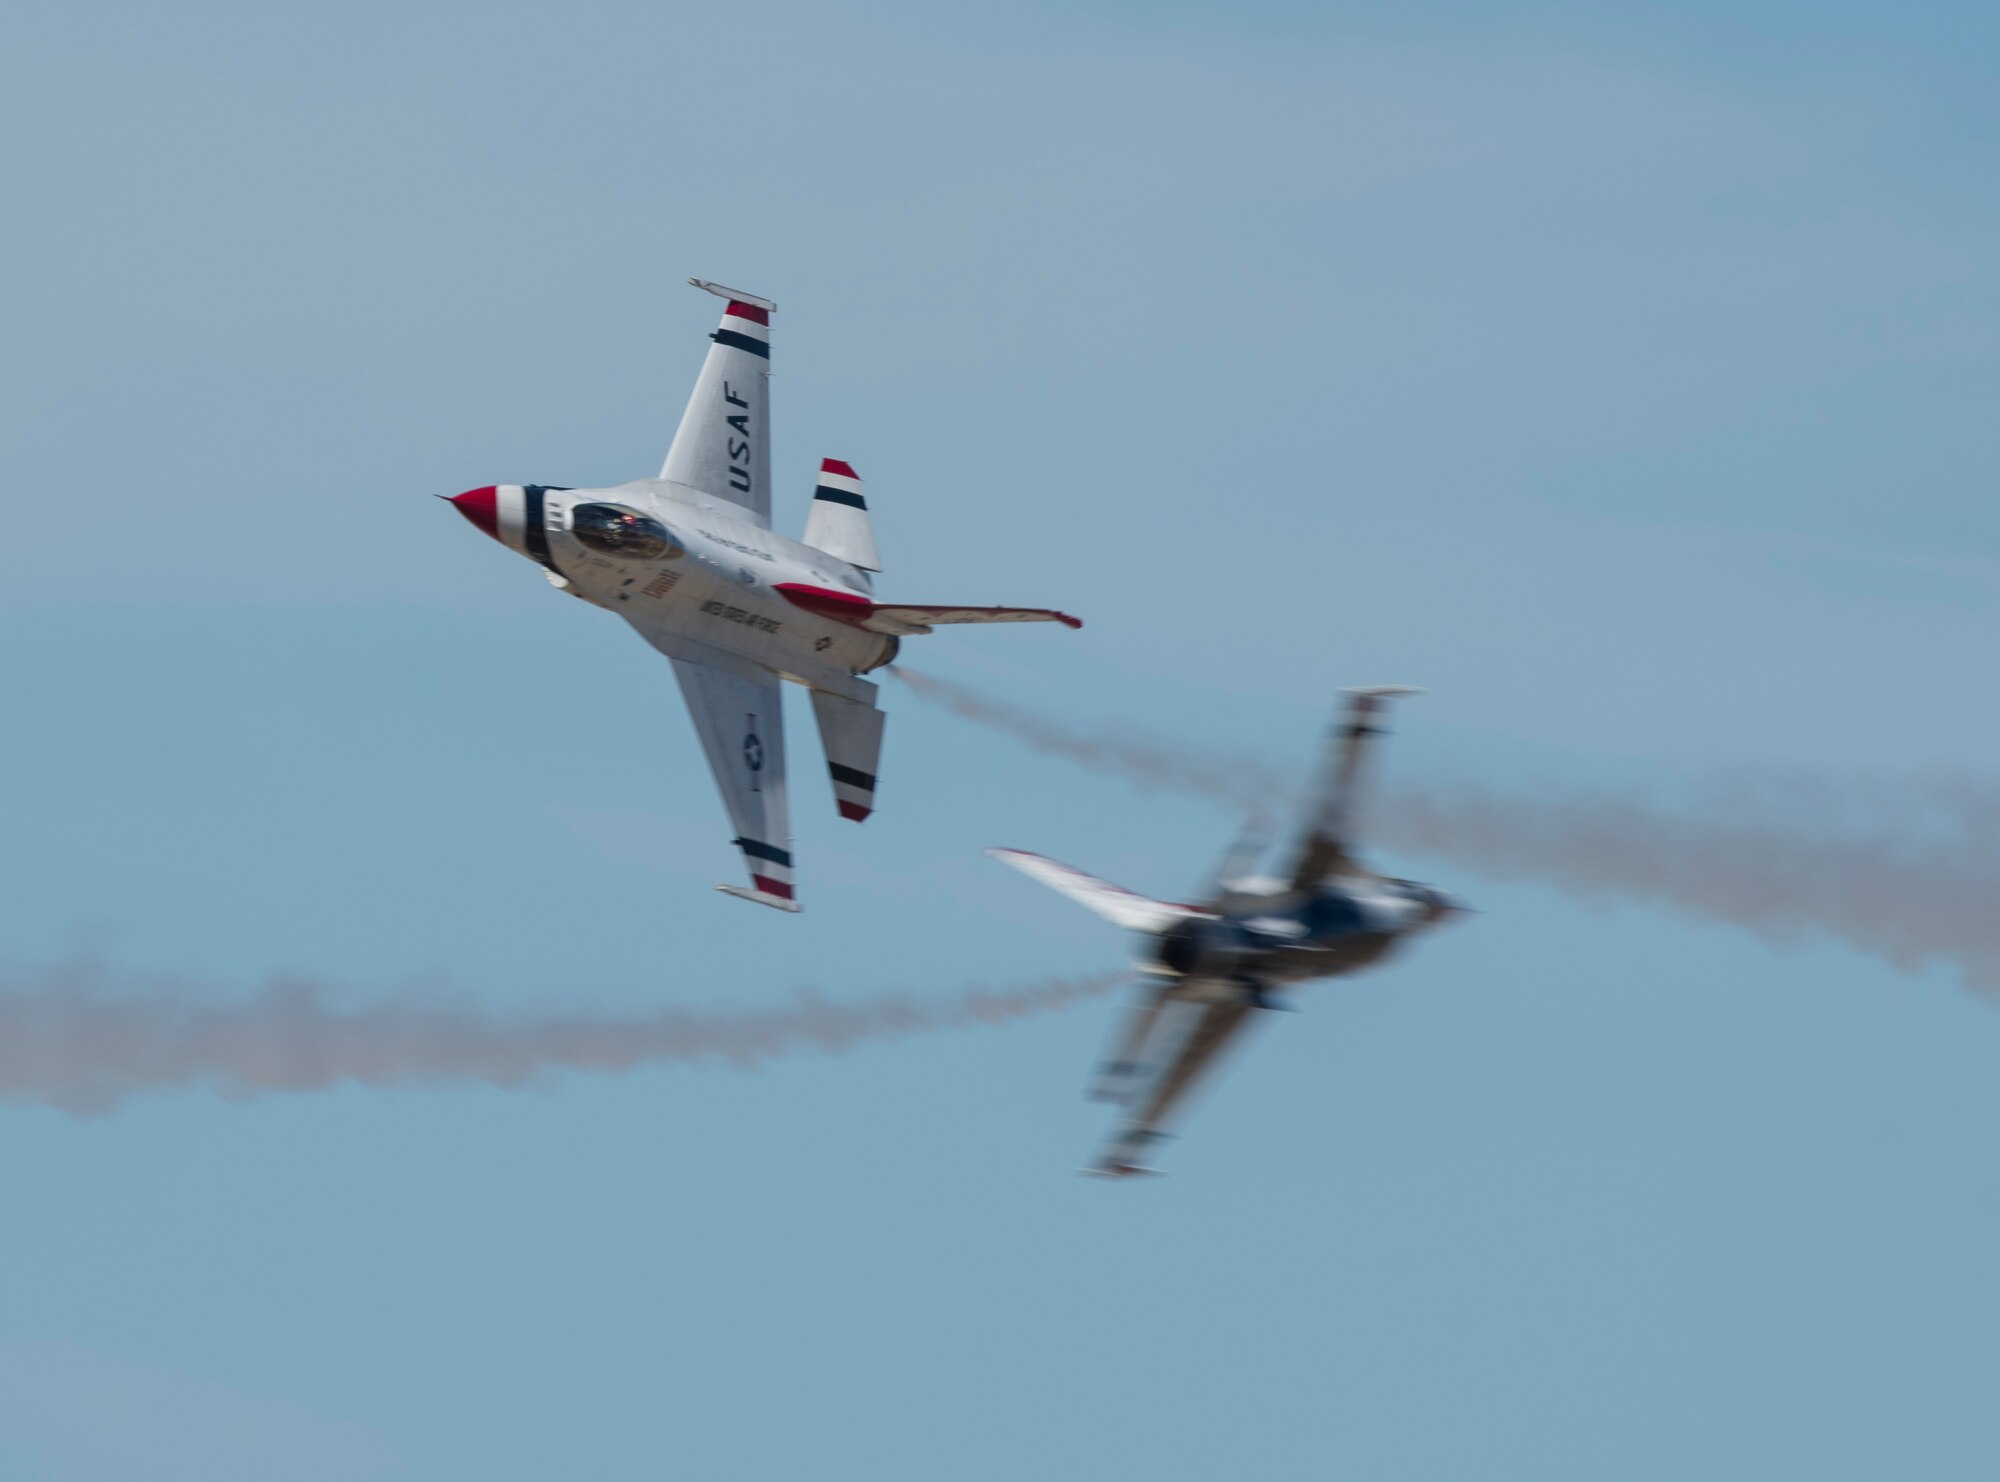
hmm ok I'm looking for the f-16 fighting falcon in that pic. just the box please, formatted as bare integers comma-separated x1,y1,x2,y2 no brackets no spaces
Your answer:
447,280,1079,911
989,688,1466,1176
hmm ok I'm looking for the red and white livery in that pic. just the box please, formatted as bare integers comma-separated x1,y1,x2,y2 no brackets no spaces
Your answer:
447,279,1079,911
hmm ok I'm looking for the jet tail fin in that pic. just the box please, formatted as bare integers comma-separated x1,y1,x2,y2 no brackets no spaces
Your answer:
802,459,882,572
661,281,775,528
1286,686,1422,892
810,687,885,822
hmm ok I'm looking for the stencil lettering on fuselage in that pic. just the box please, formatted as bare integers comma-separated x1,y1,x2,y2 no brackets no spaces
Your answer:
700,599,781,635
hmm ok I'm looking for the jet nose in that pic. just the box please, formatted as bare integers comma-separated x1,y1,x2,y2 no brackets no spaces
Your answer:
446,485,501,540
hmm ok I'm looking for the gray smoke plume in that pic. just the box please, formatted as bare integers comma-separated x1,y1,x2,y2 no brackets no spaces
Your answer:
890,666,1285,809
891,668,2000,992
0,964,1120,1116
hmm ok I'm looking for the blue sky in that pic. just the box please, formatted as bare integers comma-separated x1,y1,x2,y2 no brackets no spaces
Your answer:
3,1,1998,1476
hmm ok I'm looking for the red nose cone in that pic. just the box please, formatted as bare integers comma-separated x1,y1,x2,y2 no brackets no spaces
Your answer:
449,486,500,539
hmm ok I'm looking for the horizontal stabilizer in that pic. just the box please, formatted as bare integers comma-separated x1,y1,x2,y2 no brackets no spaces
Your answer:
986,848,1205,933
802,459,882,572
774,583,1081,636
810,687,886,822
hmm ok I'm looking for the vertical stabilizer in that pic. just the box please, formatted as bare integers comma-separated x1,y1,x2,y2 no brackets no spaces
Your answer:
661,281,775,528
1286,686,1422,891
810,687,886,822
802,459,882,571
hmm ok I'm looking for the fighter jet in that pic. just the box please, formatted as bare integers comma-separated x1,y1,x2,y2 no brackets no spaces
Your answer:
447,280,1079,910
989,687,1466,1176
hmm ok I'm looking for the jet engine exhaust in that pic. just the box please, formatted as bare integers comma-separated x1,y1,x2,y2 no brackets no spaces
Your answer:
890,667,2000,993
0,963,1121,1115
1153,918,1258,981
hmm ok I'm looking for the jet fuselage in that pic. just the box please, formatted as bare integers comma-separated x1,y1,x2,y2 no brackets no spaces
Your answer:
1152,875,1457,995
451,478,898,692
443,281,1080,908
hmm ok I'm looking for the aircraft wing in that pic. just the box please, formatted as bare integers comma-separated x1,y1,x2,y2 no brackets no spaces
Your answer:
1285,686,1421,894
660,280,775,529
1089,994,1260,1176
668,656,797,910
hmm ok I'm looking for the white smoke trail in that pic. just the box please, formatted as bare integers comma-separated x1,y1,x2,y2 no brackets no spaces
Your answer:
891,668,2000,992
0,963,1121,1116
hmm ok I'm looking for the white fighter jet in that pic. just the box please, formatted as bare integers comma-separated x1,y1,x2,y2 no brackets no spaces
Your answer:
990,688,1467,1176
448,280,1079,910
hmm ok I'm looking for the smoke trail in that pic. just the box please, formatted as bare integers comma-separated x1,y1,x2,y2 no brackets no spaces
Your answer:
891,668,2000,992
0,964,1120,1116
889,666,1288,809
1382,777,2000,990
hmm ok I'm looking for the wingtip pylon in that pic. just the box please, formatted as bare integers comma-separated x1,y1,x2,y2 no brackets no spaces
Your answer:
716,883,803,913
688,278,776,312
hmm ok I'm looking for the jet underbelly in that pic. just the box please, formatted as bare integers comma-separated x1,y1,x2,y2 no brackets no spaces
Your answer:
672,530,891,676
549,497,892,677
1276,932,1402,982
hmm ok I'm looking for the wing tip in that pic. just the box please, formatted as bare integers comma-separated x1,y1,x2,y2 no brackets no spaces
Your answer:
688,277,775,312
716,884,803,913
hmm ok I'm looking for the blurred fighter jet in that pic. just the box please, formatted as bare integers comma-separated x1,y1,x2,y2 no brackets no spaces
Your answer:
990,688,1466,1176
447,280,1078,910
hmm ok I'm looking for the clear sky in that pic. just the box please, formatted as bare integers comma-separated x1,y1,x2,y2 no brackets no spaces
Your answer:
3,0,1998,1476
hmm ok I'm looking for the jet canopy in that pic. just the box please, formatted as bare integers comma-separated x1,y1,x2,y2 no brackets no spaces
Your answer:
572,503,681,561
